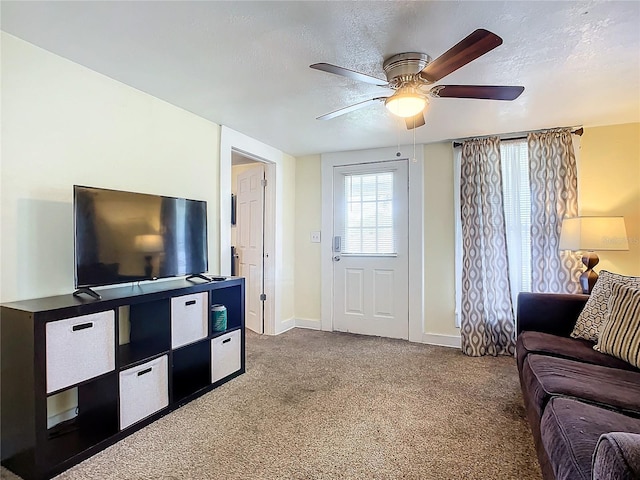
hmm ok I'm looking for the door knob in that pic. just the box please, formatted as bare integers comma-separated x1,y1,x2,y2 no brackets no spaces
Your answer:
333,256,341,262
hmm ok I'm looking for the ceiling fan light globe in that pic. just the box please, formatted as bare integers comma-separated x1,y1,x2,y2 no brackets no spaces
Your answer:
385,93,427,118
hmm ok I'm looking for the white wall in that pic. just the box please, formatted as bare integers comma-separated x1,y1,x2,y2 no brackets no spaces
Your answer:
1,33,221,302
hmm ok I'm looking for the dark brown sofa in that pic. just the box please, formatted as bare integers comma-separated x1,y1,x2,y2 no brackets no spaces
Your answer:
516,292,640,480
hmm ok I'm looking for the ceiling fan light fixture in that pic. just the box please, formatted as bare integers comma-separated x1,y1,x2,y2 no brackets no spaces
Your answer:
384,88,427,118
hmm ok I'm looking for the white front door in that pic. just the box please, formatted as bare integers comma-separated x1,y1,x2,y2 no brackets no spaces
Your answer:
236,164,265,334
332,160,409,339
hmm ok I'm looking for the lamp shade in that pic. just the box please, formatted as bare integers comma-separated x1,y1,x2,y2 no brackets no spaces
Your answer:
384,88,427,118
559,216,629,251
134,234,164,253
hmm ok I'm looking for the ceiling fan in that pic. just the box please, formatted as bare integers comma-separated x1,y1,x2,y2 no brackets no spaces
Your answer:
310,29,524,130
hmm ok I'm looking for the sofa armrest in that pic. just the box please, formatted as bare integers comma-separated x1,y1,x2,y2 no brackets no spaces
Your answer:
516,292,589,337
593,432,640,480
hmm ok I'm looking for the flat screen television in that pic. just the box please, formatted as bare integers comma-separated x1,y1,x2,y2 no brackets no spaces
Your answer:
74,185,208,297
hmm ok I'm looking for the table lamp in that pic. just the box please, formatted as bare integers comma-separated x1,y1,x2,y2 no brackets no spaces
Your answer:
134,234,164,277
559,216,629,294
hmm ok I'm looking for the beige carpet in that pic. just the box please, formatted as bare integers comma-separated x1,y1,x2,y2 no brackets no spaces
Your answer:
2,329,541,480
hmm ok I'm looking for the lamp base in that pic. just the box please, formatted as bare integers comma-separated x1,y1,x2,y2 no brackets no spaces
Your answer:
144,255,153,278
580,251,599,294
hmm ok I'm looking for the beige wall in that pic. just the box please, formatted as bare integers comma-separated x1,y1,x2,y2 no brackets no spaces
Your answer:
423,143,458,336
292,123,640,339
578,123,640,275
293,155,322,322
280,154,297,324
292,147,458,337
4,34,637,340
1,33,221,302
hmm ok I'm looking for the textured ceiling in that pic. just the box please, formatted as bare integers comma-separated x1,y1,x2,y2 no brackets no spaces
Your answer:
2,1,639,156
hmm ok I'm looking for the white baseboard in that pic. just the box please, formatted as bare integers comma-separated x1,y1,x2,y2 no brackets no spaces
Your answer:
47,407,77,429
421,333,461,349
268,318,321,335
276,318,462,348
274,317,296,335
294,318,321,330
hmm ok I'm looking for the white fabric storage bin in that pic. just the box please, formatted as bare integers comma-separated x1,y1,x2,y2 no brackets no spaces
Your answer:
119,355,169,429
46,310,116,394
211,330,241,383
171,292,208,349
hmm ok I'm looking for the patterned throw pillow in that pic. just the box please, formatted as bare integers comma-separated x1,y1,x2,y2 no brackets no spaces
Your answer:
571,271,640,342
594,283,640,368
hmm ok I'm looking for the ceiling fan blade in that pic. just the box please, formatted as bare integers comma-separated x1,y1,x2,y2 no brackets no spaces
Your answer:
420,29,503,83
317,97,387,120
310,63,388,87
432,85,525,100
405,113,426,130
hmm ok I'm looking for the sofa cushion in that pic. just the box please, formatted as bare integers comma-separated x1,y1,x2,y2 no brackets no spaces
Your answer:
516,292,588,337
516,331,637,373
594,283,640,369
521,354,640,421
593,432,640,480
541,397,640,480
571,271,640,342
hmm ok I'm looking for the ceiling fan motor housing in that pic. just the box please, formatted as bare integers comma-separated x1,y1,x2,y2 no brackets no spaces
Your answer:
383,52,432,88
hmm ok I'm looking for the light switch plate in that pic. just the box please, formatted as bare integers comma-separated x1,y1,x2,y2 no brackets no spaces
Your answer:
310,231,321,243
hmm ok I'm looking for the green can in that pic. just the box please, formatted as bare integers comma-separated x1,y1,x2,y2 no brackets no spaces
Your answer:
211,304,227,332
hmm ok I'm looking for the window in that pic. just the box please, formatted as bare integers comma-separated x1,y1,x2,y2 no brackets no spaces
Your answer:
454,135,582,326
343,171,395,254
454,139,531,325
500,141,532,309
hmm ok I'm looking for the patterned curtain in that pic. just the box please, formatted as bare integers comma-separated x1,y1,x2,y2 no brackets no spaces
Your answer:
460,137,515,357
528,129,582,293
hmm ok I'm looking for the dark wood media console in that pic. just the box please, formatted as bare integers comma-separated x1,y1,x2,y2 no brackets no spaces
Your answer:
1,277,245,480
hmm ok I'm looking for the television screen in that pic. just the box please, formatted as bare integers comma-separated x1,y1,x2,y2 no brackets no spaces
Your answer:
74,185,208,288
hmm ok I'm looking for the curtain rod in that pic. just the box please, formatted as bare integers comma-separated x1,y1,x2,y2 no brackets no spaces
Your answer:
452,127,583,148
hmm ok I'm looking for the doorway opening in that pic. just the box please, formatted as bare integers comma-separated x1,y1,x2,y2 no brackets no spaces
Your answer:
220,126,289,336
231,151,274,334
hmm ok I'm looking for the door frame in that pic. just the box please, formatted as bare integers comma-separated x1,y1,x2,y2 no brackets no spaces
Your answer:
332,159,410,339
220,127,277,335
321,145,424,342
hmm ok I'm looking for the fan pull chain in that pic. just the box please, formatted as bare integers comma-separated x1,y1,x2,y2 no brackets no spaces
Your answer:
412,117,417,163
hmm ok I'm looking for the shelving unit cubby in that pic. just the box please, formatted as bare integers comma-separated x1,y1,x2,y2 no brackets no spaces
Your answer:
0,277,245,480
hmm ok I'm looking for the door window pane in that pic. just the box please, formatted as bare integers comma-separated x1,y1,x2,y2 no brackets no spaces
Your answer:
343,171,395,254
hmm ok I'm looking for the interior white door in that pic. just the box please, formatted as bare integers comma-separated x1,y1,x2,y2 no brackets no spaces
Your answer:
236,164,265,334
332,160,409,339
